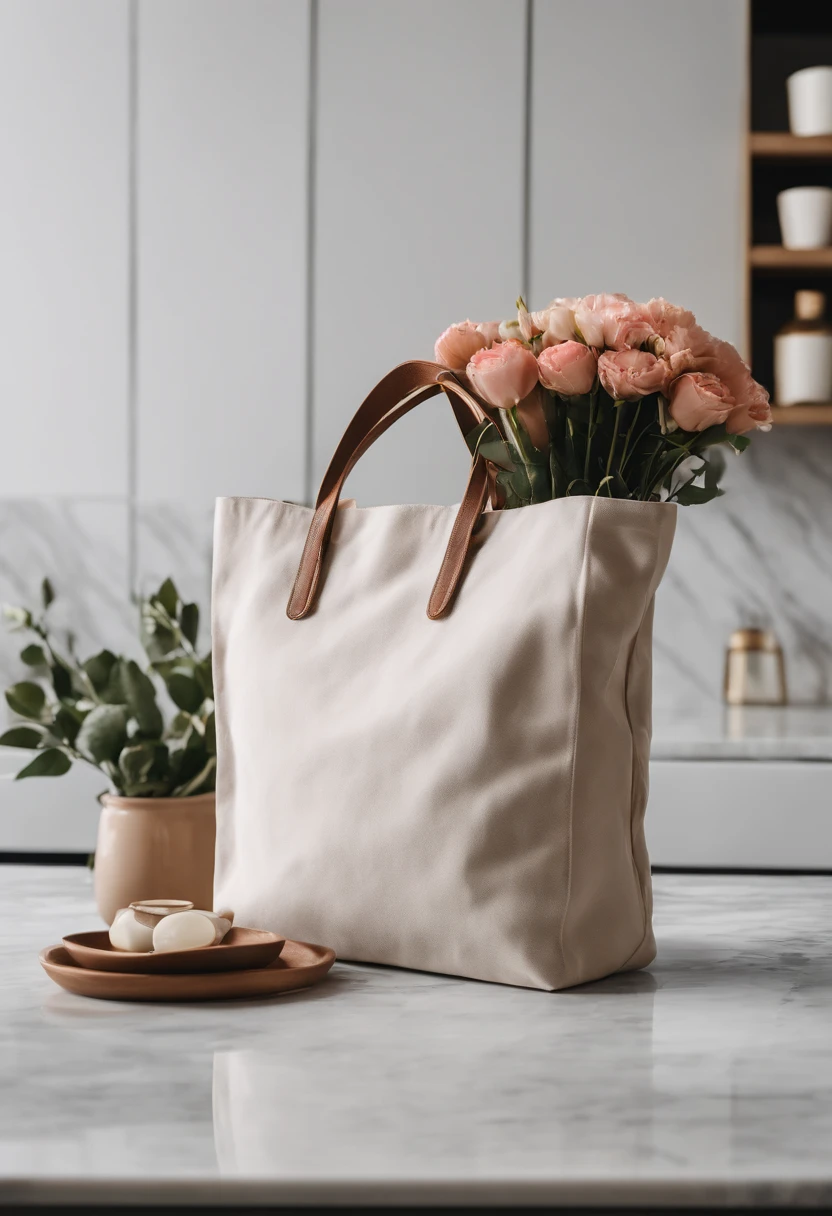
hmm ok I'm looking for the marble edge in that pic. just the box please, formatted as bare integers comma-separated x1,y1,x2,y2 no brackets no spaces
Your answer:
2,1176,832,1208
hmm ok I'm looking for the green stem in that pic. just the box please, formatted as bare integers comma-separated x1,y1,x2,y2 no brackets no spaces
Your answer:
503,407,536,504
604,405,622,495
618,400,641,479
584,387,598,484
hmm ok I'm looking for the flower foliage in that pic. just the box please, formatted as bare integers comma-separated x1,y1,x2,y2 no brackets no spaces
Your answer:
434,294,771,507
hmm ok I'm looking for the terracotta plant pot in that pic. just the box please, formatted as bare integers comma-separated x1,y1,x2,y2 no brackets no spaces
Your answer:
94,793,216,925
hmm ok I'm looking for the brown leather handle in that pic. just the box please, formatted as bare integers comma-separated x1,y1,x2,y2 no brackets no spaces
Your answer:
287,361,492,621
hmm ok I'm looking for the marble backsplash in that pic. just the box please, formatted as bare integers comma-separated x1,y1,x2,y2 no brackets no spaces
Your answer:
1,425,830,711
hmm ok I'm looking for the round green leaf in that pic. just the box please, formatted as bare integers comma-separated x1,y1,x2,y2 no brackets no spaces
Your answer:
20,644,47,667
5,681,47,720
15,747,71,779
166,670,204,714
76,705,129,763
41,578,55,609
0,725,44,749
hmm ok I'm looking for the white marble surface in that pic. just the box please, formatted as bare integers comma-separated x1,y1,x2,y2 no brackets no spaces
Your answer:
2,866,832,1207
652,704,832,761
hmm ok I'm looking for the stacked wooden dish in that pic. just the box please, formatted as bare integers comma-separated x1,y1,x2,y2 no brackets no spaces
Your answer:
39,922,335,1002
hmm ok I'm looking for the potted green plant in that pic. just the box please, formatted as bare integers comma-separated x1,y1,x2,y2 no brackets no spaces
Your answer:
1,578,216,923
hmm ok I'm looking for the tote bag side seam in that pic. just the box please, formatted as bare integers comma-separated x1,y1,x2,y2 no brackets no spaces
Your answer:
556,498,595,990
616,546,661,975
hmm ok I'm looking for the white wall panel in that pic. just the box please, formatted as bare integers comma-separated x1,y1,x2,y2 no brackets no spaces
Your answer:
0,0,129,497
314,0,526,506
137,0,308,503
530,0,747,351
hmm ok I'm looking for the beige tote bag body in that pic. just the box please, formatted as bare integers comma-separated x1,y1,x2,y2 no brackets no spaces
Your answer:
213,361,676,990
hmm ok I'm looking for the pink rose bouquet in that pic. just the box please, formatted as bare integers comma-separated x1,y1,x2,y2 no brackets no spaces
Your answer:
434,294,771,507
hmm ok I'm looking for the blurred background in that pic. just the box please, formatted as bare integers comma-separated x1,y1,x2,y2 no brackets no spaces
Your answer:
1,0,831,859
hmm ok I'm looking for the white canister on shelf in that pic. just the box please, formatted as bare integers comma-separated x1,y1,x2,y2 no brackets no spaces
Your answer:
777,186,832,249
774,291,832,406
787,66,832,137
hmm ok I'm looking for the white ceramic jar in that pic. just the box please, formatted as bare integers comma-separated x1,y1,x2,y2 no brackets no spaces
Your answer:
777,186,832,249
787,66,832,137
774,291,832,406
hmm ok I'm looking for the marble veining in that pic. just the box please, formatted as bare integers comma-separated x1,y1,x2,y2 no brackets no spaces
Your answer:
1,866,832,1206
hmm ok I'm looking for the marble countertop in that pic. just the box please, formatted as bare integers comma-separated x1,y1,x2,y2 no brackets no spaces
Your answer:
2,865,832,1209
652,704,832,761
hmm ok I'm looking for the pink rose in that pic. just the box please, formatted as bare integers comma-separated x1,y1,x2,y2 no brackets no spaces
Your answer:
476,321,502,346
572,293,633,347
597,349,669,400
434,320,487,371
668,373,735,432
533,297,580,346
538,341,598,396
603,304,655,351
467,340,540,410
644,297,697,339
727,384,773,434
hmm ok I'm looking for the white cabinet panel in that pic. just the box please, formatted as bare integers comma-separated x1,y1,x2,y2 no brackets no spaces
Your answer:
0,0,129,497
314,0,526,506
137,0,308,503
530,0,747,350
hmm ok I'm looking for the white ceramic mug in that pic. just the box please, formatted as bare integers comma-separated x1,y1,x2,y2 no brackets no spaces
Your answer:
787,66,832,137
777,186,832,249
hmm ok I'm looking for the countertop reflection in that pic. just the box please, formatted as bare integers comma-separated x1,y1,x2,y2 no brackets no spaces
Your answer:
2,865,831,1208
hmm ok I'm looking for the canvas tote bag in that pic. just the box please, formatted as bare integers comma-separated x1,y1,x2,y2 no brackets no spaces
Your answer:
212,361,676,990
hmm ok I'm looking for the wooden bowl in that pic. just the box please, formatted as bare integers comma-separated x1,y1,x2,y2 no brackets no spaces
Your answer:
62,926,285,975
40,939,335,1002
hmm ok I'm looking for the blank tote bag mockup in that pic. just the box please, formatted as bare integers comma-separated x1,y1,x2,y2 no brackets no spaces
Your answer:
212,361,676,990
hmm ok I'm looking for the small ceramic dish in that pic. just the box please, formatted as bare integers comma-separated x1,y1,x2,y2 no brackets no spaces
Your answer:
40,939,335,1001
62,927,285,975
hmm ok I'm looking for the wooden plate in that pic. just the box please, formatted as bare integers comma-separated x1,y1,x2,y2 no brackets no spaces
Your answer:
40,939,335,1001
62,927,285,975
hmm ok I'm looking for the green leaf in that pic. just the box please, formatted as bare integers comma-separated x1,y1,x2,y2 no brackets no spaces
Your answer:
199,655,214,699
172,754,216,798
204,711,216,756
5,681,47,720
729,433,751,452
54,705,82,746
20,644,47,667
0,726,45,749
120,660,164,736
118,740,169,788
179,602,199,647
674,482,725,506
166,710,192,738
50,664,73,700
165,669,204,714
76,704,129,763
155,578,179,618
15,747,71,779
83,650,118,694
41,578,55,609
705,448,726,491
3,605,33,632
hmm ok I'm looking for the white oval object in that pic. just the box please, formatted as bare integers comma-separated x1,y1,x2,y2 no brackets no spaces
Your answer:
109,908,155,953
152,909,232,953
787,66,832,137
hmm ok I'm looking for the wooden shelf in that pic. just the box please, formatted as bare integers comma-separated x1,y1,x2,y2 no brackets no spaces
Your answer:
750,245,832,271
771,404,832,425
750,131,832,160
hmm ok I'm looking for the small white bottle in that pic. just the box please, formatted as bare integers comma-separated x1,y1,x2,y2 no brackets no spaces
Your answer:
774,290,832,406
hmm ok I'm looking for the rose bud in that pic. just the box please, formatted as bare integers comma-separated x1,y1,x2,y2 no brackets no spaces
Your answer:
435,321,487,371
538,341,598,396
467,340,540,410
